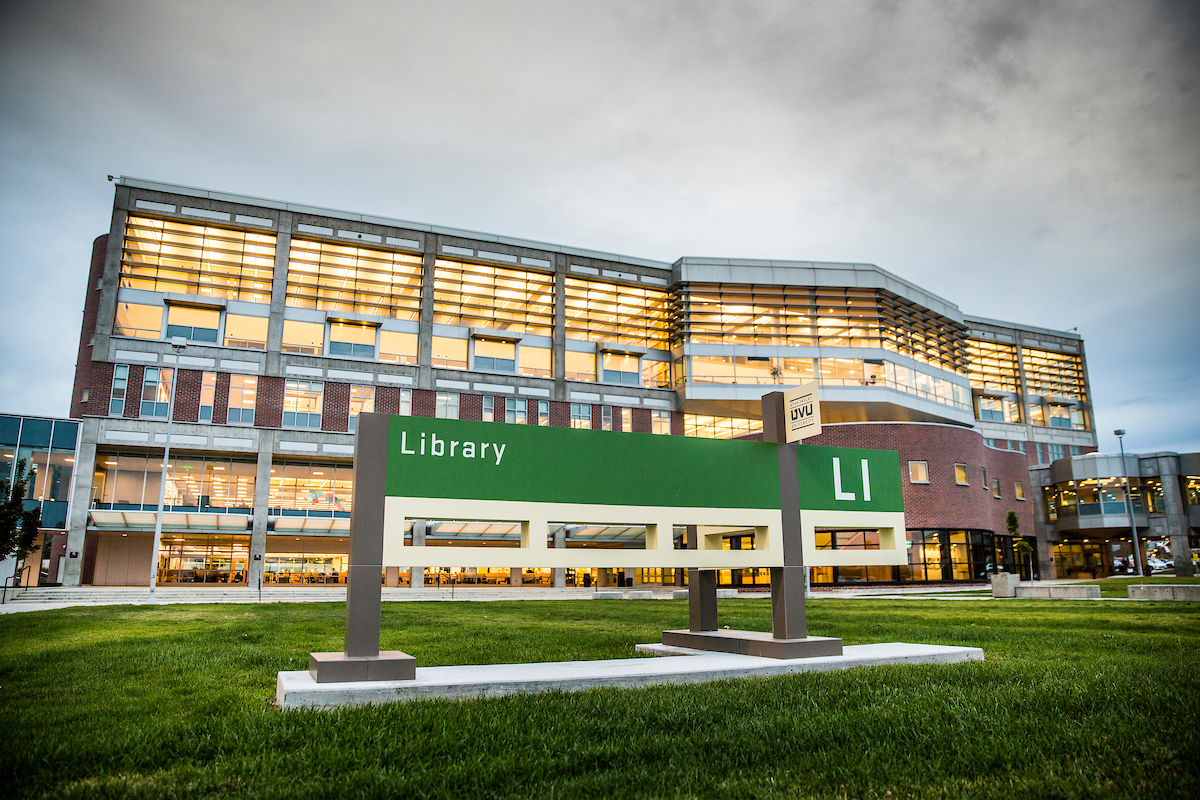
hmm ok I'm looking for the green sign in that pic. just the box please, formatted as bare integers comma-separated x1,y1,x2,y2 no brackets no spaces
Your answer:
795,445,904,512
385,416,781,509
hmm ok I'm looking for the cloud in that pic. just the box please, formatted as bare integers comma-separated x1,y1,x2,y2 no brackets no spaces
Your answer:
0,0,1197,452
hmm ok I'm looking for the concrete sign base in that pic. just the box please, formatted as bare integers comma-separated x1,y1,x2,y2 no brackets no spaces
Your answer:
277,642,984,709
309,650,416,683
661,629,843,659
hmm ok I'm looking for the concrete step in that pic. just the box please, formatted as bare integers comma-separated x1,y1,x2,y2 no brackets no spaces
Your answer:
5,585,603,605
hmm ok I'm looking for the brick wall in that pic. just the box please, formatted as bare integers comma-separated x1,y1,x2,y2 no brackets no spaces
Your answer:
460,393,483,421
413,389,436,418
322,382,350,432
84,362,115,417
70,235,109,419
376,385,400,416
631,408,652,434
172,369,202,423
122,365,144,419
670,411,685,436
549,400,570,427
212,373,230,425
255,376,284,428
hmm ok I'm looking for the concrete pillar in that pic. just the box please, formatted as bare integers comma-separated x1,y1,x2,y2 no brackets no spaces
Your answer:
385,566,400,587
416,240,437,391
552,526,566,588
1156,458,1194,577
263,212,292,378
624,567,636,587
1036,538,1056,581
247,434,273,587
509,567,522,586
410,520,425,588
61,421,98,587
552,265,567,402
688,569,717,631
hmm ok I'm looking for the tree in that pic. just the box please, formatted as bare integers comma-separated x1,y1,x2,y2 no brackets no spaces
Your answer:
1008,510,1034,578
0,459,43,583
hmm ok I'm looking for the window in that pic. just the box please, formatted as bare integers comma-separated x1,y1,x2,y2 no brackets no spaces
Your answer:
967,339,1020,395
474,339,516,372
224,315,268,349
537,400,549,426
1047,404,1072,429
329,322,376,359
601,352,640,385
1015,482,1026,500
287,239,422,319
564,350,595,382
1015,440,1026,453
651,409,670,435
482,396,495,422
431,336,467,369
199,372,216,422
984,438,997,448
643,359,671,389
166,306,220,343
992,478,1001,498
602,406,613,431
909,461,929,483
283,381,323,429
120,216,275,303
140,368,172,418
348,385,374,432
113,302,162,339
954,464,969,485
399,389,412,416
1070,445,1081,456
519,345,551,378
282,320,324,355
616,407,629,431
505,398,527,424
227,376,256,424
1049,444,1066,461
1028,403,1046,426
819,358,865,386
565,277,669,348
684,415,762,439
434,260,553,335
380,331,418,365
981,468,988,489
436,392,459,419
109,365,129,416
570,403,591,429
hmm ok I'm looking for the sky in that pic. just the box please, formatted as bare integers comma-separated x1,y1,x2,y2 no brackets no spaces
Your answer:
0,0,1197,454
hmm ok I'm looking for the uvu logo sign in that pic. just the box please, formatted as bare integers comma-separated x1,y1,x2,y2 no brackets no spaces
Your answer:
783,381,822,443
832,457,872,502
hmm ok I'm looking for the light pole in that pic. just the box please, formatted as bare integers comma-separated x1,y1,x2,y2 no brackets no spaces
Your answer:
1114,429,1145,578
148,337,187,603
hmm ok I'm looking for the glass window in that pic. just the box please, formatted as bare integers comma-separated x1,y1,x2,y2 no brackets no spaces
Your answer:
992,478,1001,498
348,385,374,432
474,339,516,372
379,331,418,364
1015,482,1026,500
967,339,1020,395
287,239,422,319
684,415,762,439
431,336,467,369
565,278,669,348
282,320,324,355
602,406,613,431
651,409,671,435
505,398,527,424
166,306,220,344
1049,444,1066,461
329,322,376,359
283,381,323,429
981,467,988,488
399,388,412,416
517,344,551,378
614,406,628,431
909,461,929,483
564,350,595,382
1028,403,1046,426
110,365,129,416
120,216,275,303
140,368,172,418
978,396,1005,422
113,302,162,339
224,314,268,349
819,358,865,386
268,461,353,516
1047,404,1072,429
642,359,672,389
434,260,553,335
436,392,459,419
570,403,591,429
954,464,968,485
1070,445,1082,456
602,353,640,385
227,375,256,425
690,355,737,384
537,400,549,426
199,372,216,422
1021,347,1087,407
482,396,495,422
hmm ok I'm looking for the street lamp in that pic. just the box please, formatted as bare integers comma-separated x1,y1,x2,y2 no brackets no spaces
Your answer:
148,337,187,603
1114,429,1146,578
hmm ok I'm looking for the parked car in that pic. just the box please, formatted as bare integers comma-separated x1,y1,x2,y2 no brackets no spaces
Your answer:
1146,557,1171,573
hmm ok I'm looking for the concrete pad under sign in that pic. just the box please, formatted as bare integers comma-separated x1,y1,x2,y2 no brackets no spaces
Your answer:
276,642,983,709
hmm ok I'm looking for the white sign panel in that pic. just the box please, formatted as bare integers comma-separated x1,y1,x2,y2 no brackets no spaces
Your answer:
783,381,821,443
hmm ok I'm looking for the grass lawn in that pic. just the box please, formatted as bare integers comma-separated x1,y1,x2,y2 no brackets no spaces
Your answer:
2,598,1198,799
1077,575,1200,598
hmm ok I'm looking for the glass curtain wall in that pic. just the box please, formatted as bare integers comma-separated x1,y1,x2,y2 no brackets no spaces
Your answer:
91,454,256,512
434,260,553,335
286,240,422,319
157,534,250,584
0,416,78,530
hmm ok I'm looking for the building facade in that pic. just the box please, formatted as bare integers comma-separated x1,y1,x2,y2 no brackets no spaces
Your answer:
60,177,1105,589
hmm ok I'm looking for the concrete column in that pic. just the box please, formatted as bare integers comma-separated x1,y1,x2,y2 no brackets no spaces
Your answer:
61,420,99,586
417,240,437,391
552,264,566,402
1156,457,1194,577
385,567,400,587
509,567,522,586
264,213,292,378
247,434,274,587
624,567,636,586
552,526,566,588
687,569,717,631
410,520,425,588
1036,538,1056,581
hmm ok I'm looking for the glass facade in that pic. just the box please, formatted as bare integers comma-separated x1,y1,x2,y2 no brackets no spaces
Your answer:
683,415,762,439
287,239,422,319
268,462,353,518
434,260,553,335
565,278,670,349
0,415,78,530
120,216,275,302
92,453,256,512
156,534,250,584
